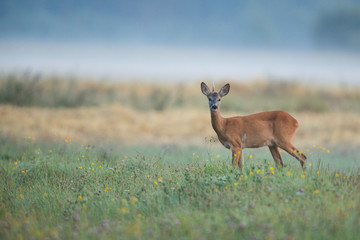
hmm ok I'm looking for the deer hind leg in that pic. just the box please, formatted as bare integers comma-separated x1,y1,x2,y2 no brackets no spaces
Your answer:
268,145,283,168
279,143,307,168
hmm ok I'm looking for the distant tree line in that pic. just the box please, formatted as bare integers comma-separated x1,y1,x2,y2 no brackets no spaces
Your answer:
314,7,360,51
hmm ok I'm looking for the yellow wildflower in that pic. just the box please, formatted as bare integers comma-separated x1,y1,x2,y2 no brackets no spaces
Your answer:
314,190,319,194
78,196,82,200
121,207,129,213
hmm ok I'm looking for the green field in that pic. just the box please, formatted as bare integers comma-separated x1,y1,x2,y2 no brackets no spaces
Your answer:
0,138,359,240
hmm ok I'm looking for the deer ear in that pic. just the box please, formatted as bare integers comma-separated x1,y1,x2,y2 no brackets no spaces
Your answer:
219,83,230,97
201,82,211,96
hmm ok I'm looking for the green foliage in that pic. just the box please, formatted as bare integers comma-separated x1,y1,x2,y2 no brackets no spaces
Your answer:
315,6,360,50
0,140,359,240
1,74,360,113
219,81,360,113
0,74,103,107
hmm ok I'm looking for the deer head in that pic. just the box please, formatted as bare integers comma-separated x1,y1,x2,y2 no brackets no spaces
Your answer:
201,82,230,112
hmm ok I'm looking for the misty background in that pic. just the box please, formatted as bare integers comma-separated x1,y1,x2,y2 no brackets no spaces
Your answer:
1,0,360,84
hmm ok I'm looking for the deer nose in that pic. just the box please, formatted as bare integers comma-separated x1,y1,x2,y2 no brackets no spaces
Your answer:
211,105,218,111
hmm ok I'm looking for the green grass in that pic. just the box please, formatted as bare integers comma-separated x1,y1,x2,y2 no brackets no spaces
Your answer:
0,139,359,240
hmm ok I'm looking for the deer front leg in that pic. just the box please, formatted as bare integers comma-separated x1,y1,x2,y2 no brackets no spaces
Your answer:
232,148,243,168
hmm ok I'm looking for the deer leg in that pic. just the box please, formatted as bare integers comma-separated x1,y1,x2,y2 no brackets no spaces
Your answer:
269,145,283,168
238,150,244,169
232,149,243,168
279,143,307,168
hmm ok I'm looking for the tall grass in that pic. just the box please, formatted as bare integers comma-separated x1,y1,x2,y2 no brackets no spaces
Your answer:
1,73,360,112
0,138,359,239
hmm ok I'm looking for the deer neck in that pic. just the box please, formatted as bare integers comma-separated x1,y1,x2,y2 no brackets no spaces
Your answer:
211,109,226,134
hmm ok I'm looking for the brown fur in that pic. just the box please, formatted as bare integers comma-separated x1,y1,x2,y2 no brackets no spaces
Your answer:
201,82,307,169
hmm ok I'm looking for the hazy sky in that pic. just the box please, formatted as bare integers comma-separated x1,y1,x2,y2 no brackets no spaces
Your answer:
0,0,359,84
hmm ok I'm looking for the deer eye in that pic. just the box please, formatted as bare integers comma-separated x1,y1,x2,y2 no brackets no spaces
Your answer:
208,98,212,102
218,99,221,101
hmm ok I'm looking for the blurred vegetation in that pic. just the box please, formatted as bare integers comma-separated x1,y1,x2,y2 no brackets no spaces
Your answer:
0,73,360,113
314,6,360,51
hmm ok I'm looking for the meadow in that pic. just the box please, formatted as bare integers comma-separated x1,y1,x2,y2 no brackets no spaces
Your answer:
0,74,359,239
0,138,359,240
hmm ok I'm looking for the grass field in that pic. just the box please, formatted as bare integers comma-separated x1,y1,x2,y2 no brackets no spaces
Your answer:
0,138,359,240
1,76,360,239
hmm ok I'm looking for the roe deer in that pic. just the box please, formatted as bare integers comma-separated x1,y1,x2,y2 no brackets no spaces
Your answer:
201,82,307,169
